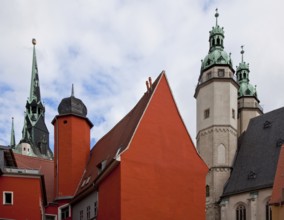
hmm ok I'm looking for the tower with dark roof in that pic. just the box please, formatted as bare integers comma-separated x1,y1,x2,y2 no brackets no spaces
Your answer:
194,9,238,220
52,86,93,201
13,39,53,159
236,46,263,135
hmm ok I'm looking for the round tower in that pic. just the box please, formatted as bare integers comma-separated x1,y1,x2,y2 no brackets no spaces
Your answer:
52,85,93,200
237,46,263,136
194,9,238,220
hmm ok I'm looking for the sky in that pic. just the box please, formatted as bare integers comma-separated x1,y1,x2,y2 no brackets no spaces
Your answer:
1,0,284,151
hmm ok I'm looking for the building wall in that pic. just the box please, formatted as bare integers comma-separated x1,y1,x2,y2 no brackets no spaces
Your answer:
271,206,284,220
53,115,91,198
72,166,121,220
0,175,44,219
120,75,207,220
221,188,272,220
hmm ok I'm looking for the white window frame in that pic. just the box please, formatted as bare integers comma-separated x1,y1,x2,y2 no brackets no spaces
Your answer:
3,191,13,205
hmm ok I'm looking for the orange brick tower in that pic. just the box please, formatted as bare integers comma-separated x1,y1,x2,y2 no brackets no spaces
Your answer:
52,85,93,200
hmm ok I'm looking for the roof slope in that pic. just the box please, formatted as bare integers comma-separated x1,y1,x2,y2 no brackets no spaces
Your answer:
270,145,284,205
74,72,163,197
223,107,284,196
14,153,54,203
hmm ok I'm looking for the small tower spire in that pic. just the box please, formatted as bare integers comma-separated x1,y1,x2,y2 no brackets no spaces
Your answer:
10,117,16,148
241,45,245,62
71,84,74,97
215,8,219,26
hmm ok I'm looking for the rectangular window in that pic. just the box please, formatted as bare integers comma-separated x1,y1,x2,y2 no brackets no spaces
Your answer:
232,109,235,119
61,206,69,219
3,192,13,205
87,206,91,220
80,210,83,220
207,72,212,80
94,201,98,217
218,69,225,77
204,109,210,119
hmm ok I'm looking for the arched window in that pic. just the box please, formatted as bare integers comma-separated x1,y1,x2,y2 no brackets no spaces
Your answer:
218,144,226,164
206,185,210,197
217,37,220,45
236,204,246,220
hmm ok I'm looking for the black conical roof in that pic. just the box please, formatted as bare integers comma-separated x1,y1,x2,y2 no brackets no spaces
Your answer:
58,95,87,117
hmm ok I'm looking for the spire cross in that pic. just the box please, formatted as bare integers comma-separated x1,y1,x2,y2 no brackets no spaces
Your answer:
215,8,219,26
241,45,245,62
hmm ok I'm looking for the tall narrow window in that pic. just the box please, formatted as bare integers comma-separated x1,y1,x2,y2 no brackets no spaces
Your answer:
232,109,235,119
206,185,210,197
217,144,226,164
207,72,212,80
236,204,246,220
266,202,272,220
80,210,83,220
94,201,98,217
3,192,13,205
204,109,210,119
87,206,91,220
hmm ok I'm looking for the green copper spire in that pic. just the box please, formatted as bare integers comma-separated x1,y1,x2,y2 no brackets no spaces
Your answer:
236,46,257,97
10,117,16,148
201,9,233,72
30,38,41,102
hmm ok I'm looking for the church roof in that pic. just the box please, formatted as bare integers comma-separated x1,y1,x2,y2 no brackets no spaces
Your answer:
73,72,163,201
270,145,284,205
222,107,284,197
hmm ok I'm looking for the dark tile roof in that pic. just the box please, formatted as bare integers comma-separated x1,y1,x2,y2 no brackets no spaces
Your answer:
222,107,284,197
270,145,284,205
74,73,163,199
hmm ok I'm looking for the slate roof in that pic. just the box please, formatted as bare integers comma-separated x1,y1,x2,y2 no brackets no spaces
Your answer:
222,107,284,197
73,72,163,200
270,145,284,205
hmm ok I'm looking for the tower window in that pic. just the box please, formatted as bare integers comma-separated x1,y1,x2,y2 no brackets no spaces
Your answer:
236,204,246,220
87,206,91,220
218,69,225,77
232,109,235,119
3,192,13,205
206,185,210,197
63,120,68,124
207,72,212,80
204,109,210,119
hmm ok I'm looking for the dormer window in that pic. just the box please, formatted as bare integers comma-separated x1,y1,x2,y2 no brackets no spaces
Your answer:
263,121,272,129
97,160,107,174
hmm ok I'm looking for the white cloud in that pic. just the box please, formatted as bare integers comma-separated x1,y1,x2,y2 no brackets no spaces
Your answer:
1,0,284,150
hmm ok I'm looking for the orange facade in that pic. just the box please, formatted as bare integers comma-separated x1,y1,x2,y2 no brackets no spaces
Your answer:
120,75,208,219
53,115,92,198
0,175,45,219
90,74,207,220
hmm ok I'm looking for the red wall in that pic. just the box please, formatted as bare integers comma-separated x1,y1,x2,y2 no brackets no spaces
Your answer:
0,175,44,219
53,115,91,198
120,75,208,220
98,166,121,220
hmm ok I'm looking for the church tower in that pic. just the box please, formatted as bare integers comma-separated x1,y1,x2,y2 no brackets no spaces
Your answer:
194,10,238,220
237,46,263,136
14,39,53,159
52,86,93,200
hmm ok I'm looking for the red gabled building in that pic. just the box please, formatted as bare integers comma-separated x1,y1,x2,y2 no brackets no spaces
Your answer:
71,72,208,220
0,146,47,220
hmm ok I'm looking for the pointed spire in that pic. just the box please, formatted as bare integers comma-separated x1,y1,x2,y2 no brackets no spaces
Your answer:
71,84,74,97
215,8,219,26
10,117,16,148
29,38,41,102
241,45,245,62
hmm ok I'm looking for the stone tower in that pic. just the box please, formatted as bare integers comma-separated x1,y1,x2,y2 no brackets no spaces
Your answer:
13,39,53,159
194,10,238,220
237,46,263,136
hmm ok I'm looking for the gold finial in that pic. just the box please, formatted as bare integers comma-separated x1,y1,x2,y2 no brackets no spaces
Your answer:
32,38,37,45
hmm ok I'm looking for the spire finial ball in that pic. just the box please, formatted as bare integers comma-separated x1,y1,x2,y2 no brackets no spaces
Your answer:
32,38,37,45
215,8,219,18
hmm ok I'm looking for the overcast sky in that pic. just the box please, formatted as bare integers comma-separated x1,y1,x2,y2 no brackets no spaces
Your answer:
1,0,284,151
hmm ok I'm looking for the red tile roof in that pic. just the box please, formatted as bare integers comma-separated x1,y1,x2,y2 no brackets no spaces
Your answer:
14,153,54,203
270,145,284,205
73,72,163,200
